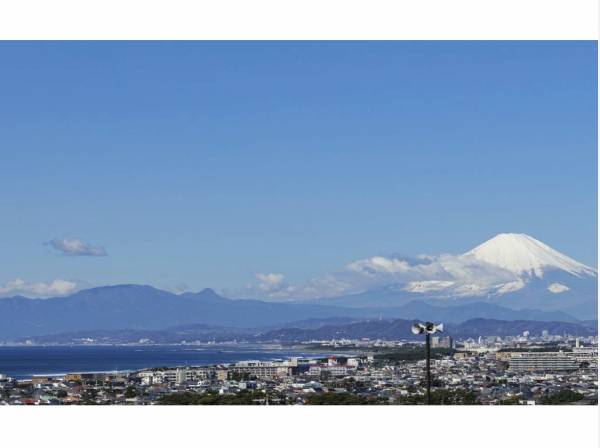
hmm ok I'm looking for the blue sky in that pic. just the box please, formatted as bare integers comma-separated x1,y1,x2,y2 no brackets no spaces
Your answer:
0,41,597,297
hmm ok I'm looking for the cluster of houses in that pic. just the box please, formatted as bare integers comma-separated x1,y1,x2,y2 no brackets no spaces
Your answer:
1,336,597,405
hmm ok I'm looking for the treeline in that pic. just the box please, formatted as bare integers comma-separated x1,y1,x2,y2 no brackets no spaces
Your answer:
497,346,571,353
374,347,455,364
306,392,387,405
394,388,479,405
539,389,584,405
158,391,283,405
155,388,590,406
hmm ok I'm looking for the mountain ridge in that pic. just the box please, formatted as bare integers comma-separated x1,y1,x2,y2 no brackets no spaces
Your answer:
16,317,598,345
466,233,596,278
0,284,583,341
0,233,596,339
258,317,598,342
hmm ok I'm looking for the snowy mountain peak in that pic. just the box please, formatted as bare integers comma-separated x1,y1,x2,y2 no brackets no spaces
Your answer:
464,233,596,278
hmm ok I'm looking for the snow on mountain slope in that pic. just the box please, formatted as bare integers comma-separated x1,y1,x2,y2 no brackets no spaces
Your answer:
243,232,596,318
398,233,596,298
464,233,596,278
399,234,597,317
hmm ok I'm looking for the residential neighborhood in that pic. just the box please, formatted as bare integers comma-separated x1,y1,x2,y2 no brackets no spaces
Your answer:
1,332,596,405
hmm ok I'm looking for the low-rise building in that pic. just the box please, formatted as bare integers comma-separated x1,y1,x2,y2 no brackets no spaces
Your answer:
509,352,578,373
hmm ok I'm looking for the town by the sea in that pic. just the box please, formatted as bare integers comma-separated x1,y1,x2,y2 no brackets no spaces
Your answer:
0,335,597,406
0,345,323,379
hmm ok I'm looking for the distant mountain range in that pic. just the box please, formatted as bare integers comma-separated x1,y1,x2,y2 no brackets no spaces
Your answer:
19,317,598,345
0,285,359,340
257,318,598,343
0,284,586,341
0,233,596,341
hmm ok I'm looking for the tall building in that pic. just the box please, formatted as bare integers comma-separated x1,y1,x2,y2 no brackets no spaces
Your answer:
431,335,453,348
542,330,549,340
175,368,187,385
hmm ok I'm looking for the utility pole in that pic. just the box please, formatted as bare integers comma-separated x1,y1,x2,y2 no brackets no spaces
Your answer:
426,332,431,405
411,321,443,406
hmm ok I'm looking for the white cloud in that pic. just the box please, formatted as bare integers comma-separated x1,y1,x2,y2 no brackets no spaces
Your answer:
347,256,411,274
547,282,570,294
254,273,286,292
403,280,456,293
164,283,191,295
46,237,108,257
235,251,524,301
0,278,79,298
494,279,526,294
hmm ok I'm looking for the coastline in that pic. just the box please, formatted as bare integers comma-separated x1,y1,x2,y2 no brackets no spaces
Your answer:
0,344,344,379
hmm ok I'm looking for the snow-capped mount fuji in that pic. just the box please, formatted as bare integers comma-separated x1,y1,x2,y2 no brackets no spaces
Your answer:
316,233,598,320
465,233,596,279
403,233,597,299
459,234,597,319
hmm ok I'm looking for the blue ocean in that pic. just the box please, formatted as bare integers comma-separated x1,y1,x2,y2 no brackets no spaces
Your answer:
0,345,321,379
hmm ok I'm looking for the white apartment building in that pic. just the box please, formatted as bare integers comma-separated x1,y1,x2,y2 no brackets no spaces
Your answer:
229,361,292,379
509,352,579,373
568,346,598,365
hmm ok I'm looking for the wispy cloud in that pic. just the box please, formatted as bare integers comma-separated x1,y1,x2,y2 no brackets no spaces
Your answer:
164,282,191,295
254,273,287,292
236,252,520,301
46,237,108,257
0,278,80,298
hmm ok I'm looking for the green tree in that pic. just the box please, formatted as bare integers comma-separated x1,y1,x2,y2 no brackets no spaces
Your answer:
56,390,68,399
539,389,584,405
158,390,286,405
125,386,138,398
306,392,387,405
498,396,521,405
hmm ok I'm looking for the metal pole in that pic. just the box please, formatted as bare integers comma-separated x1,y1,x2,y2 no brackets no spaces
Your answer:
426,332,431,405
